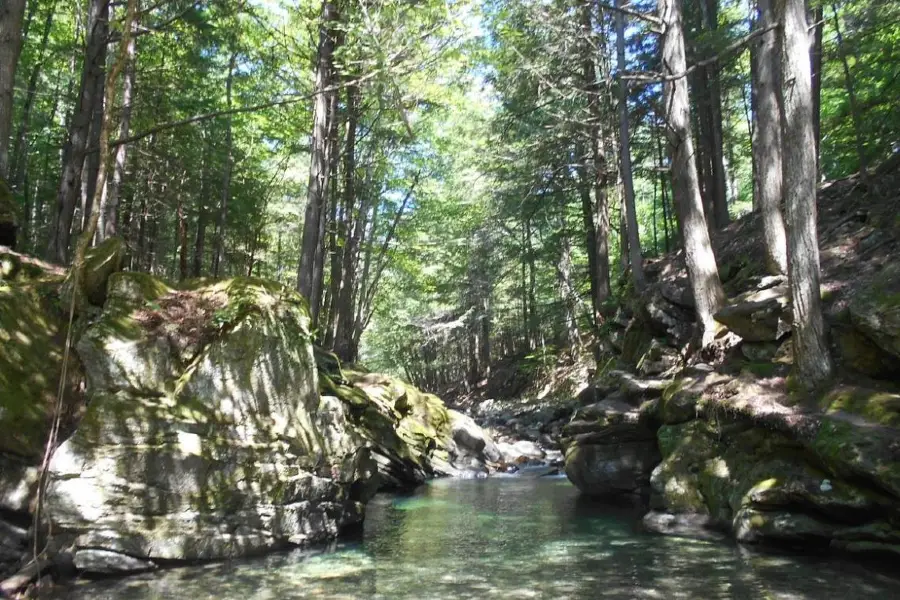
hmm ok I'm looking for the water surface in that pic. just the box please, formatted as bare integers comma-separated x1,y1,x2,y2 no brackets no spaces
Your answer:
64,477,900,599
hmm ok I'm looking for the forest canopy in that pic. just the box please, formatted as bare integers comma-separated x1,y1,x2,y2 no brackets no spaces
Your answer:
0,0,896,390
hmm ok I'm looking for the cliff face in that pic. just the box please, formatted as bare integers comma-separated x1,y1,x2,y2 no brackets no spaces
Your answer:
563,161,900,558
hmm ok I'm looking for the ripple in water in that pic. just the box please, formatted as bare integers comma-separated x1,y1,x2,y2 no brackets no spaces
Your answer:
61,478,900,599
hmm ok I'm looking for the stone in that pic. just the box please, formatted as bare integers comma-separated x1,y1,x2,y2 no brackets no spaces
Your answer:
44,275,378,571
834,323,900,379
740,341,780,362
74,549,157,574
659,279,694,309
564,406,660,498
564,437,660,498
713,284,791,342
642,511,725,541
849,263,900,361
818,386,900,428
449,409,501,463
0,278,85,460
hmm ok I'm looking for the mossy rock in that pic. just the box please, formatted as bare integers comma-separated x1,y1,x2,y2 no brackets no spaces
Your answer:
849,263,900,361
0,280,86,459
621,317,655,367
819,386,900,427
651,421,723,514
809,417,900,500
659,378,700,425
0,249,53,283
834,324,900,380
81,237,125,306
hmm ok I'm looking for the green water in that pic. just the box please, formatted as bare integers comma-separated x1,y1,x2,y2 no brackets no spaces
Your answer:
65,477,900,599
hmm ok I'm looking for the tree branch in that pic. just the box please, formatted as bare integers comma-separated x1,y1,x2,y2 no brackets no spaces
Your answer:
622,24,776,84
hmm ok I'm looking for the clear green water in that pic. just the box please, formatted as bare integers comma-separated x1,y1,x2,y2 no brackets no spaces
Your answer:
65,477,900,599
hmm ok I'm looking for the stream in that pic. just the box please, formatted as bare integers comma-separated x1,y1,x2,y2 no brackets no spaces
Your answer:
61,477,900,599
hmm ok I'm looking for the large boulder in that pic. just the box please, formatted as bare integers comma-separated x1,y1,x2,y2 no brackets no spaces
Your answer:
563,401,660,498
713,284,791,342
320,367,499,487
849,263,900,362
449,409,501,464
44,274,378,574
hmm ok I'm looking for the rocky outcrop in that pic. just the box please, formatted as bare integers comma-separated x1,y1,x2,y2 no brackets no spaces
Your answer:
318,365,501,487
848,262,900,361
713,281,791,342
562,399,660,499
42,274,379,573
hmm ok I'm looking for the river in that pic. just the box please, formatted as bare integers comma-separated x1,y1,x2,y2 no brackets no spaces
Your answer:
62,477,900,599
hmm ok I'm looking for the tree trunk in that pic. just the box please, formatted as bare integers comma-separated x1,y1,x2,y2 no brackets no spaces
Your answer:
47,0,110,264
615,0,645,291
211,50,237,278
178,191,188,281
579,0,612,304
99,13,137,241
10,2,55,191
297,0,339,312
829,2,868,183
192,130,209,277
578,151,603,328
0,0,26,179
753,0,789,275
659,0,726,345
702,0,730,229
81,38,108,234
810,4,823,175
778,0,833,388
334,83,361,361
311,83,341,328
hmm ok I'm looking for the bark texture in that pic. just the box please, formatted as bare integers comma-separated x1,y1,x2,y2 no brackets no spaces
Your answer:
753,0,788,275
778,0,833,387
0,0,26,179
659,0,725,345
47,0,110,263
297,0,339,316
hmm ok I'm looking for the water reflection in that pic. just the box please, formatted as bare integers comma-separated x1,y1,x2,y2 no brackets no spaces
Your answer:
63,478,900,599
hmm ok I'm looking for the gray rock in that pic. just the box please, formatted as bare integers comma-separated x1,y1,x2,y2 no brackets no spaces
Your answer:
44,276,378,572
449,409,501,464
74,549,157,574
849,263,900,361
713,284,791,342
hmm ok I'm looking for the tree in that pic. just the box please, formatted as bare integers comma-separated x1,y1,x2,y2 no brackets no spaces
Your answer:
659,0,725,345
778,0,833,387
615,0,645,291
753,0,788,275
47,0,110,264
297,0,339,319
0,0,27,179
